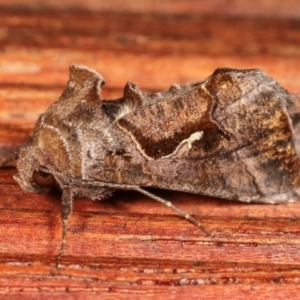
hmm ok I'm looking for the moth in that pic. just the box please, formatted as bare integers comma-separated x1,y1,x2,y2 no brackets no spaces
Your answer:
2,65,300,256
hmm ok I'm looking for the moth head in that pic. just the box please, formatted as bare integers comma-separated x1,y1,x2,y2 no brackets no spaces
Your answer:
13,65,107,195
14,137,57,194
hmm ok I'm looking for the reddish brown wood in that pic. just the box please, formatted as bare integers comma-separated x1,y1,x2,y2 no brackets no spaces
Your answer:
1,3,300,299
1,0,300,18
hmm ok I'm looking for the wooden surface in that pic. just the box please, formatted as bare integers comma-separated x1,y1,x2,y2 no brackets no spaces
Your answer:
1,2,300,299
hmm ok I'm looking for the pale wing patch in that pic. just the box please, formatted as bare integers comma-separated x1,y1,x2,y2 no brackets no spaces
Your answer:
161,131,203,159
118,123,204,161
115,103,135,120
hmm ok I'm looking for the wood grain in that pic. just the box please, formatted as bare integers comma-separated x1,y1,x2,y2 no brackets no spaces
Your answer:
1,2,300,299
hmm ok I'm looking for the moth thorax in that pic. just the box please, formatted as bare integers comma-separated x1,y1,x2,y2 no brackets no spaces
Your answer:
37,125,82,177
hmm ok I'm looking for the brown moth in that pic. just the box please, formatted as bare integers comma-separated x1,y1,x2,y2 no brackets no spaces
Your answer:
2,65,300,256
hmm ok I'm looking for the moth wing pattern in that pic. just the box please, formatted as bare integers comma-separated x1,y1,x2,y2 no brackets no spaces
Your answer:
116,80,212,160
115,69,282,160
10,65,300,208
6,64,300,257
108,68,300,203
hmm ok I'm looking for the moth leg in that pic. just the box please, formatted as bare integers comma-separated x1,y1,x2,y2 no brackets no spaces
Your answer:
134,187,213,237
56,186,73,268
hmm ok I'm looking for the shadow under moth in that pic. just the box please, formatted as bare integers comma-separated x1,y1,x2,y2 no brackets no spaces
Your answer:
2,65,300,259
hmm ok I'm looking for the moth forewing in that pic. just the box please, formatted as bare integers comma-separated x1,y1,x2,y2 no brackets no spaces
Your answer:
4,64,300,262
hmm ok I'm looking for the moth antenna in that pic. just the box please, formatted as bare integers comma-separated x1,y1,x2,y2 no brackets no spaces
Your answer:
134,187,214,237
0,154,18,168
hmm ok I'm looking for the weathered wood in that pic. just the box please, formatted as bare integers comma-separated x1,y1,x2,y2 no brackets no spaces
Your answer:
1,3,300,299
